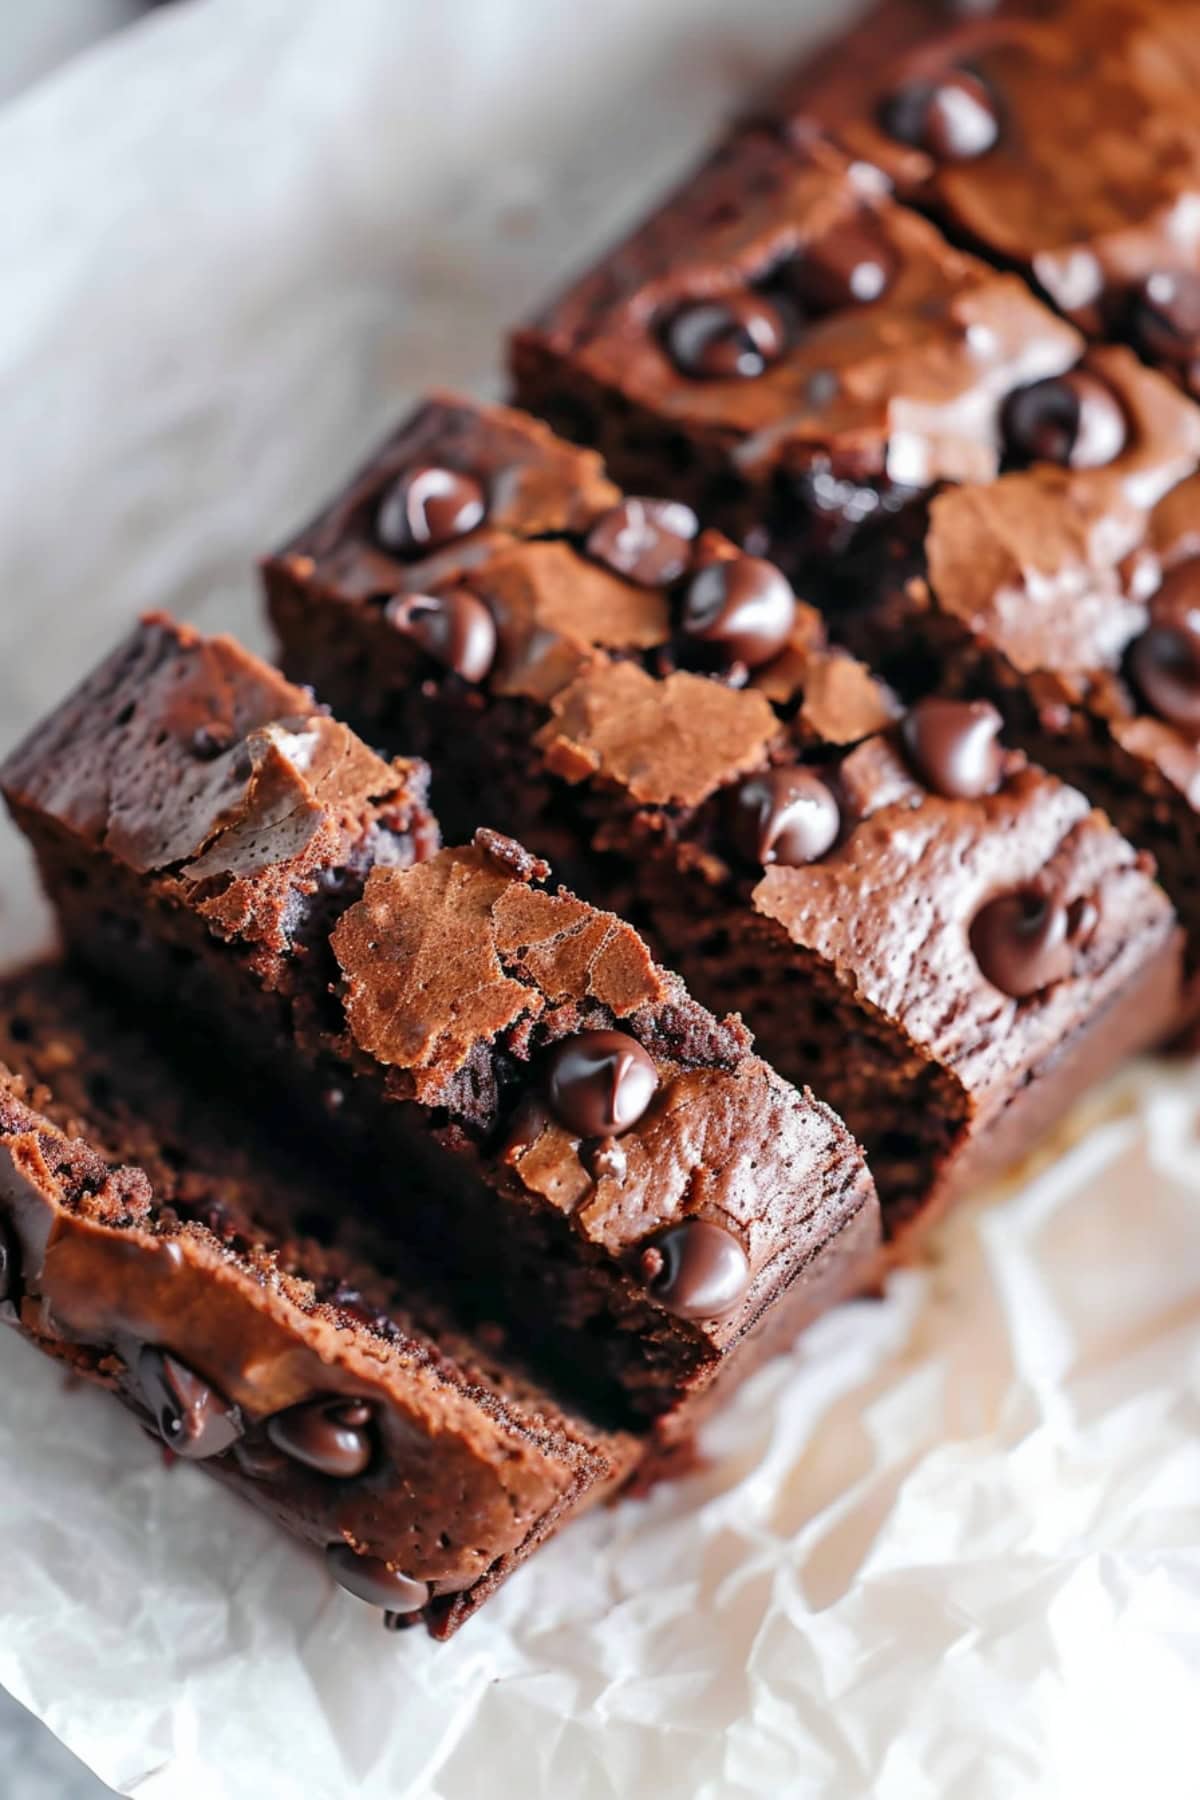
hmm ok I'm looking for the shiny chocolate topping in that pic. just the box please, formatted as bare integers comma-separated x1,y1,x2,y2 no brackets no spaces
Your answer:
1129,562,1200,736
585,497,699,587
681,555,797,669
545,1029,659,1139
732,766,840,867
383,589,497,683
1002,371,1127,470
665,294,788,380
970,889,1074,998
902,697,1004,800
266,1396,375,1480
1131,274,1200,391
326,1544,430,1614
880,69,999,162
375,463,486,554
138,1347,243,1460
638,1220,750,1321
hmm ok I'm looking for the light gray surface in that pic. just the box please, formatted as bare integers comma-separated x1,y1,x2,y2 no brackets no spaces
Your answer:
0,1689,114,1800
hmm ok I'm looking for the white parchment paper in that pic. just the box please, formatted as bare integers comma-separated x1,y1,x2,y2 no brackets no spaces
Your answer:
1,4,1199,1795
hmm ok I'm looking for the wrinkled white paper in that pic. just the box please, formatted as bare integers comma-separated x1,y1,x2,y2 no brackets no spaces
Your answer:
1,4,1199,1796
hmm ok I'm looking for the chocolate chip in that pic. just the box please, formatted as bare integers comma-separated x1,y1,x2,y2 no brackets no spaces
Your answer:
1130,273,1200,383
638,1220,750,1321
792,225,895,313
326,1544,429,1614
665,294,787,379
681,555,797,668
545,1030,659,1138
1002,371,1127,470
970,889,1074,998
902,697,1005,799
0,1222,14,1303
266,1396,375,1479
375,464,486,554
137,1347,242,1459
1129,563,1200,735
383,589,497,683
732,766,840,867
880,70,999,161
585,498,699,586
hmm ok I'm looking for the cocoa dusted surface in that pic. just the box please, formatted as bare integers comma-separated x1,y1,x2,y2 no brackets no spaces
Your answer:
1,615,881,1432
0,963,639,1640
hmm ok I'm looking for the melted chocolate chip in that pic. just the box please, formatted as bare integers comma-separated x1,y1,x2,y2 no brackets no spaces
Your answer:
681,555,797,668
0,1222,14,1303
792,225,894,313
375,464,486,554
1130,273,1200,383
1129,566,1200,736
638,1220,751,1321
137,1347,243,1459
732,766,840,867
1002,371,1127,470
970,889,1074,998
326,1544,429,1614
585,497,699,587
665,294,787,379
545,1030,659,1138
902,697,1004,799
267,1396,375,1479
880,69,999,161
384,589,497,683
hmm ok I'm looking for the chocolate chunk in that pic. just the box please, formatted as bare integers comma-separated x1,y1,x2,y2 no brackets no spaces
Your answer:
792,225,894,313
1131,273,1200,383
1002,371,1127,471
326,1543,430,1614
1129,563,1200,736
0,1222,14,1303
137,1347,243,1459
375,464,487,554
665,294,787,379
266,1396,375,1479
880,70,999,162
902,697,1004,799
638,1220,750,1321
681,556,797,668
545,1029,659,1138
732,766,840,867
585,497,699,587
969,890,1073,998
383,590,497,683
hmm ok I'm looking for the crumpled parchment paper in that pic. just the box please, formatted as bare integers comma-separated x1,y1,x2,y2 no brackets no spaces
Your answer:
1,4,1199,1796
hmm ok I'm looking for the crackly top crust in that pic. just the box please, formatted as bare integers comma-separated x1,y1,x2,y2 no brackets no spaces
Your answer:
925,350,1200,806
755,0,1200,329
2,616,879,1361
514,132,1081,490
751,734,1177,1107
0,613,436,958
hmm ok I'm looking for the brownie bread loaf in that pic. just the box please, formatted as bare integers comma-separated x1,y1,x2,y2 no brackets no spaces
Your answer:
509,130,1081,576
1,614,880,1435
262,394,1182,1247
0,963,639,1639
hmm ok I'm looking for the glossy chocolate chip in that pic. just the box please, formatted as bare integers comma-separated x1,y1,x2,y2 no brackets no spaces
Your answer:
732,766,840,867
384,589,497,683
545,1030,659,1138
880,70,999,161
638,1220,751,1321
138,1347,243,1459
1131,273,1200,379
1002,371,1127,470
1129,563,1200,735
902,697,1005,799
665,294,787,379
793,225,894,313
326,1544,430,1614
375,464,486,554
267,1397,375,1479
681,555,797,668
585,497,699,587
970,889,1074,998
0,1222,14,1303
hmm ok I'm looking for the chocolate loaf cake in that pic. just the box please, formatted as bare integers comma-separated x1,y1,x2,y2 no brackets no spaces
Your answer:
0,963,639,1639
262,394,1182,1248
1,614,880,1435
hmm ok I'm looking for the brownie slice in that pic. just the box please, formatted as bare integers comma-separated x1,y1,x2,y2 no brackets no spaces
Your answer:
262,394,1182,1246
1,614,880,1434
827,347,1200,1013
751,0,1200,393
0,963,640,1639
509,129,1081,575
